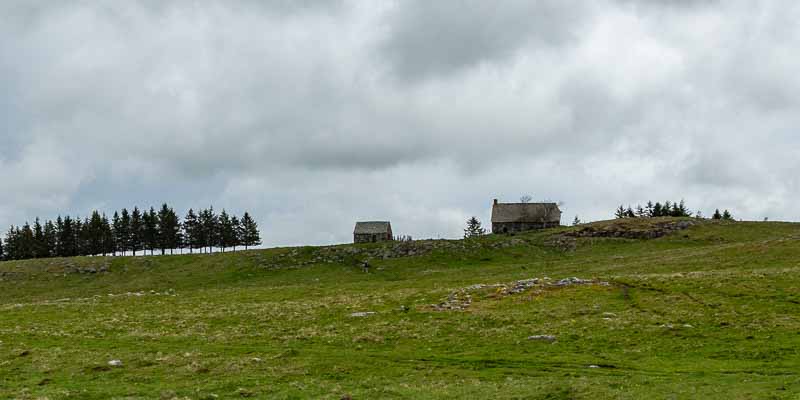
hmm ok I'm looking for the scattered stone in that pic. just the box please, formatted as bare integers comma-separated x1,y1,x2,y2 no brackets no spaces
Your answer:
434,277,609,311
108,359,123,367
527,335,556,342
251,357,262,363
588,365,600,369
602,312,617,318
350,312,376,318
683,324,694,328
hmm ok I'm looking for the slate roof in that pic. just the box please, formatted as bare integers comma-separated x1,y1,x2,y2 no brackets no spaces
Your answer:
354,221,392,234
491,203,561,224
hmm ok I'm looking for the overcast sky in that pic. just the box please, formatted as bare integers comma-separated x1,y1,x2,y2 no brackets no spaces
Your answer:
1,1,799,246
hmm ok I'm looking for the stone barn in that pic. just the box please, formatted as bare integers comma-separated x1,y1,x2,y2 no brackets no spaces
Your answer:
491,199,561,234
353,221,393,243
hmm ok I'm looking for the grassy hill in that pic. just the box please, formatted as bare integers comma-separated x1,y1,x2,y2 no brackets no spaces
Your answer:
1,218,799,399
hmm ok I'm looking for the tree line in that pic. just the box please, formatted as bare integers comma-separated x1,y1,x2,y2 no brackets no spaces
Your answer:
0,204,261,261
614,200,733,220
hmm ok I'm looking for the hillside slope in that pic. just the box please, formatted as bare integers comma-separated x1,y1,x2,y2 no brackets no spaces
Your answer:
1,218,799,399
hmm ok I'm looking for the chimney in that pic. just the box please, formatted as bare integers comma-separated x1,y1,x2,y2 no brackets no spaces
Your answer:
493,199,498,205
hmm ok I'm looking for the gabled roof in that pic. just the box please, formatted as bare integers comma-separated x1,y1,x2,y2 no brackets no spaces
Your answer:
491,203,561,224
354,221,392,234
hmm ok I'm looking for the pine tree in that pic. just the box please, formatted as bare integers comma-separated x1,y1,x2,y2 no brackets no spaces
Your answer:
158,204,181,255
615,205,626,219
33,218,45,258
231,216,242,252
653,202,663,217
626,206,635,218
463,216,486,238
0,236,4,261
645,201,655,218
101,213,114,256
240,212,261,250
4,227,17,260
183,209,199,254
199,207,218,253
572,215,581,226
635,205,646,218
712,209,722,220
43,220,57,258
218,210,234,252
144,207,159,256
677,200,690,217
130,207,143,256
722,210,733,220
121,209,132,255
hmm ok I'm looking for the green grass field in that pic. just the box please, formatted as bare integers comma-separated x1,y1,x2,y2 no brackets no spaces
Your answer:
1,218,799,399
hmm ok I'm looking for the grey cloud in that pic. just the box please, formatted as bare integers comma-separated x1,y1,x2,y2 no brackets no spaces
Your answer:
1,1,800,244
378,0,589,81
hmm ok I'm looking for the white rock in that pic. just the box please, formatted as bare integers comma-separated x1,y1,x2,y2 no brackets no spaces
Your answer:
350,312,376,317
527,335,556,342
108,359,123,367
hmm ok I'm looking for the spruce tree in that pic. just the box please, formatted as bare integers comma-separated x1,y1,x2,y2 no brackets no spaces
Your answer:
101,213,114,256
615,205,626,219
144,207,159,256
722,210,733,220
183,209,199,254
218,210,233,252
0,236,4,260
240,212,261,250
463,216,486,238
231,216,242,251
33,218,45,258
130,207,143,256
712,209,722,220
645,201,655,218
117,208,131,256
572,215,581,226
43,220,57,258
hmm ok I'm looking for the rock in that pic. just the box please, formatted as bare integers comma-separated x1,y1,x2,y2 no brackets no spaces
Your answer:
527,335,556,342
108,359,123,367
350,312,376,318
588,365,600,369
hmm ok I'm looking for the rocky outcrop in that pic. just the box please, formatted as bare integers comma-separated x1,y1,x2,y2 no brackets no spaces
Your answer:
565,219,698,240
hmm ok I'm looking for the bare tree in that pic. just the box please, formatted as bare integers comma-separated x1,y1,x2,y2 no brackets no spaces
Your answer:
519,195,532,203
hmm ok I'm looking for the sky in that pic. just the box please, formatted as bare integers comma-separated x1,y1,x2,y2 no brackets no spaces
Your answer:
1,0,799,246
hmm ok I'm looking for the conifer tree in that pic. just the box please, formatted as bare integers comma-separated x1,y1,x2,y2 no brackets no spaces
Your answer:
101,213,114,256
218,210,234,252
0,236,4,261
645,201,655,217
712,209,722,220
722,210,733,220
463,216,486,238
240,212,261,250
33,218,45,258
121,209,132,255
130,207,143,256
144,207,159,256
43,220,57,258
572,215,581,226
231,216,242,251
183,209,197,254
615,205,626,219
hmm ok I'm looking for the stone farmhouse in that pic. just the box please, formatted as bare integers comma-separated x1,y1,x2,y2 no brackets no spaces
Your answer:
353,221,393,243
491,199,561,234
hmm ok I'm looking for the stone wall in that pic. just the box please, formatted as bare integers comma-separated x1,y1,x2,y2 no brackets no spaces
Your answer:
492,221,560,234
354,233,392,243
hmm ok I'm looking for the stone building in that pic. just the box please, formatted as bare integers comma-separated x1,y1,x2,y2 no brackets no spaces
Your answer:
353,221,393,243
491,199,561,234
